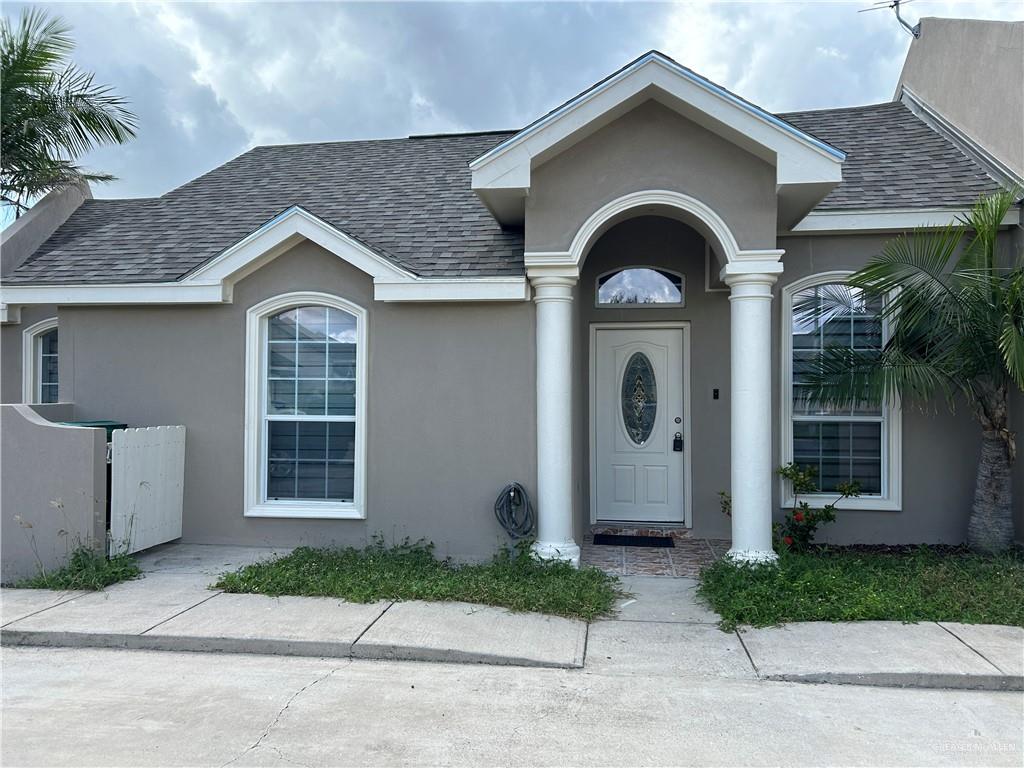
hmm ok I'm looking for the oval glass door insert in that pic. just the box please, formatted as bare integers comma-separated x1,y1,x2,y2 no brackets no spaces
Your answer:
621,352,657,445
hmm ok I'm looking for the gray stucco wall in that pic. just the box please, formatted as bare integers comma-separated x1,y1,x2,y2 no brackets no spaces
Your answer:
1,405,107,583
1,304,59,404
575,217,732,539
1,183,91,278
57,241,536,560
897,18,1023,176
5,233,1018,552
525,100,778,254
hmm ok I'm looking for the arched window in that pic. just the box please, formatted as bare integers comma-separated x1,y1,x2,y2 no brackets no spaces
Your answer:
245,293,366,519
22,318,59,404
781,273,901,510
596,268,683,307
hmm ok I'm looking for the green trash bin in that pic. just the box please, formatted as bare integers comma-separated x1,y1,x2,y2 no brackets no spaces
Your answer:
59,420,128,441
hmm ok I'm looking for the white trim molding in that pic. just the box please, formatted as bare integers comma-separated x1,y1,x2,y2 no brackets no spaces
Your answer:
787,206,1020,235
186,206,415,285
244,291,368,520
1,282,230,307
1,303,21,324
373,277,529,302
21,316,58,404
779,271,902,512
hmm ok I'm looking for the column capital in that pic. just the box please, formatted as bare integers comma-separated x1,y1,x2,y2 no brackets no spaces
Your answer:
530,275,577,303
720,260,784,288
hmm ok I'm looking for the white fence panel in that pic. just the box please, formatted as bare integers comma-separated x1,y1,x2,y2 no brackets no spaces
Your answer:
110,426,186,555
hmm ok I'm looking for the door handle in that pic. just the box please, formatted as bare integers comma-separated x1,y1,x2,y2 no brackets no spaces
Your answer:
673,432,683,451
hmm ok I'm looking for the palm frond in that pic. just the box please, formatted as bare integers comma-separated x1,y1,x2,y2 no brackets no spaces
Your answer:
999,267,1024,390
956,188,1021,274
849,226,966,335
799,189,1024,414
801,345,957,412
0,8,136,210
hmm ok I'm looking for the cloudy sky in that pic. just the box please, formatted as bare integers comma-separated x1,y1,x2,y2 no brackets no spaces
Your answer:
7,0,1023,200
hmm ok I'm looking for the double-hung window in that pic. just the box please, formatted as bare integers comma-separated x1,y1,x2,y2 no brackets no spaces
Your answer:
22,319,59,404
782,273,901,510
245,293,366,519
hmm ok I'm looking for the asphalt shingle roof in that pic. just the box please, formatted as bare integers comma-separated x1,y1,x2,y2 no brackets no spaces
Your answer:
4,102,1002,285
780,102,1001,210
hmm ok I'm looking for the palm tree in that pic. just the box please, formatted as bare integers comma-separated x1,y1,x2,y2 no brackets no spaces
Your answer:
802,188,1024,554
1,8,137,215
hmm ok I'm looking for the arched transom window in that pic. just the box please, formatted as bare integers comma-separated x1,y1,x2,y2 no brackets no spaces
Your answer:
245,293,366,519
597,268,683,306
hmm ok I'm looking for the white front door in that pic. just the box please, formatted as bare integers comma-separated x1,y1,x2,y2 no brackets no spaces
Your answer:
593,327,685,523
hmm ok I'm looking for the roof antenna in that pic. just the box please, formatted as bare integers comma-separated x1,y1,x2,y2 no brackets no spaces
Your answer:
859,0,920,38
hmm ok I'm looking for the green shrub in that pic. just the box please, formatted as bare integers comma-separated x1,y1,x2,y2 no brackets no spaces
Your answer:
698,545,1024,631
216,537,622,621
775,463,859,551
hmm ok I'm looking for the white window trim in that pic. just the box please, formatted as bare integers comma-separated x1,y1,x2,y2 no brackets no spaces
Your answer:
594,266,685,309
244,291,368,519
779,271,902,512
21,317,58,404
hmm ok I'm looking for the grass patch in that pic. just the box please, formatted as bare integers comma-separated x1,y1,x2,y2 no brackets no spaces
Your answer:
17,546,141,591
698,546,1024,631
215,539,621,621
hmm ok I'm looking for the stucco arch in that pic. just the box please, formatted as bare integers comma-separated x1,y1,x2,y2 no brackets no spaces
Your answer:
517,190,746,280
569,190,741,270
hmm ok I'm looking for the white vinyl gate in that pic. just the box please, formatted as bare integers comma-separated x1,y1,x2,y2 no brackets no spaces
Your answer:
109,426,186,555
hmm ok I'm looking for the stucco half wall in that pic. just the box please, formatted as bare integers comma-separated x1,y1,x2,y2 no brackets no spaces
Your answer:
524,100,778,254
56,241,537,560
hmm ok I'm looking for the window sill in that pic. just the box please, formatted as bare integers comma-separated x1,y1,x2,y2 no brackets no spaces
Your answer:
245,502,364,520
783,495,901,512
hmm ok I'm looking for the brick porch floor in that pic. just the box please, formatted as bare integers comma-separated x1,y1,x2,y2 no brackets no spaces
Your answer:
580,529,730,577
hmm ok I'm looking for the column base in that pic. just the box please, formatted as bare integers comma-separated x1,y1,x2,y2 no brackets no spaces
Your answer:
726,547,778,565
532,540,581,567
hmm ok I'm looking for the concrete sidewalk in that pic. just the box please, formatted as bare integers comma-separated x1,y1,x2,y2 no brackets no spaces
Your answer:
0,545,586,669
1,545,1021,690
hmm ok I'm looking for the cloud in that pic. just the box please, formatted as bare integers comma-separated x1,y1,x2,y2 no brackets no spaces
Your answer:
4,1,1022,200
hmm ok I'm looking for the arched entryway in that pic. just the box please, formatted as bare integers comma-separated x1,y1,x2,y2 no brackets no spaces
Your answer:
525,190,783,566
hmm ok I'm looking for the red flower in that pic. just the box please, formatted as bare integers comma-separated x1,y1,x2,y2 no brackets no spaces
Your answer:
794,512,805,523
783,536,794,546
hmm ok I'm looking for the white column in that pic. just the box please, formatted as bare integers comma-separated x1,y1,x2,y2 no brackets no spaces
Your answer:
530,275,580,566
723,266,782,564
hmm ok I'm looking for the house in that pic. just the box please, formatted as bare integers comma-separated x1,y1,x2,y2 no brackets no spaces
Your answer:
2,47,1022,565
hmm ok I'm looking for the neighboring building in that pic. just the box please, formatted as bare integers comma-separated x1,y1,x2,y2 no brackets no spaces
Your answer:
2,49,1021,564
896,17,1024,179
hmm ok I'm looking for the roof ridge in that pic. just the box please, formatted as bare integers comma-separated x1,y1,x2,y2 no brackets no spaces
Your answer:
249,130,519,151
779,101,901,118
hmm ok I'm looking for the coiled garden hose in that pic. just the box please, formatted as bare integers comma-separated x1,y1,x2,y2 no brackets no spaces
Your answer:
494,482,536,540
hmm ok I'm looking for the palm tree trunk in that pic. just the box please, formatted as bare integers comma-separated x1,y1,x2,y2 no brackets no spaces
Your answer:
966,387,1016,553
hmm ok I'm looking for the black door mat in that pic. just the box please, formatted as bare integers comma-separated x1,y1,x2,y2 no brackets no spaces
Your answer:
593,534,675,548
